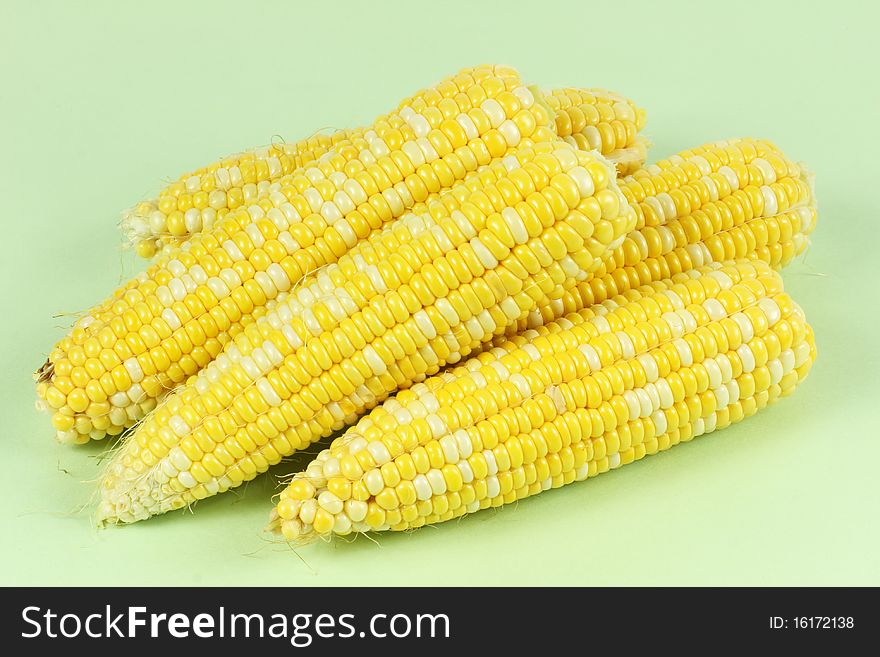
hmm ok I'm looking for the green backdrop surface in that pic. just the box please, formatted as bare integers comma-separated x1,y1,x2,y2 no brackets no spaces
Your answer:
2,0,878,586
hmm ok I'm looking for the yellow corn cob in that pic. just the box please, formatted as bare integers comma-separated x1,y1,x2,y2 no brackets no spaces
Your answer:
124,86,647,259
514,138,816,333
268,260,815,540
36,64,561,444
95,141,636,523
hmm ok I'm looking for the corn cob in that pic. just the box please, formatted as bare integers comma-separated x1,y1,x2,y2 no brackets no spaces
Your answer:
514,138,815,333
268,260,815,540
124,86,646,259
95,141,636,523
36,64,561,444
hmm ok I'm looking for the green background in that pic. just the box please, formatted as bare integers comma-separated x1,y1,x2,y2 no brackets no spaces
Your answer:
2,0,878,586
